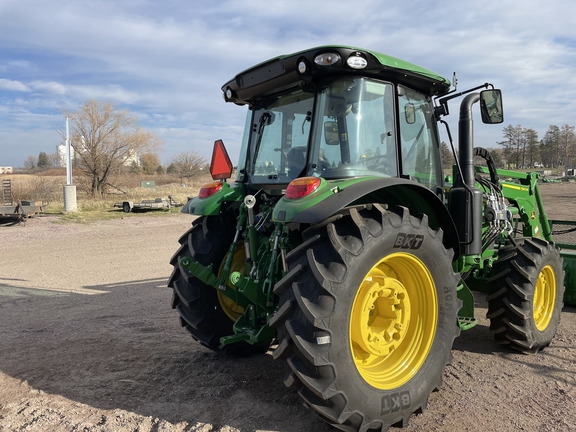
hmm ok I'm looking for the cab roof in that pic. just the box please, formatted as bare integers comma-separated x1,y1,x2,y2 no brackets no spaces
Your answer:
222,46,451,105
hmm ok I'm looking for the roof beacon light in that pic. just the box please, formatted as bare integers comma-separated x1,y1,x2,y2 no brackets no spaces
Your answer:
314,52,340,67
347,55,367,70
285,177,322,199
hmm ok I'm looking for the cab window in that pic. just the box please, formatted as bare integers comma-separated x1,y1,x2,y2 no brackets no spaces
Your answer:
398,86,441,190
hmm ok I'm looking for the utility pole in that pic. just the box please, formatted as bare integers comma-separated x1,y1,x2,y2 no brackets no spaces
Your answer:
63,117,77,211
66,117,73,185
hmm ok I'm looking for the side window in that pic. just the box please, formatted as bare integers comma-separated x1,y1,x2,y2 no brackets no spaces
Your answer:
253,112,283,176
236,108,253,182
398,86,440,190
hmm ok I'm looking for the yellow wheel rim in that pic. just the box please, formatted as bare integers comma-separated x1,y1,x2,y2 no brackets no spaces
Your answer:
217,245,245,322
533,264,556,331
349,252,437,390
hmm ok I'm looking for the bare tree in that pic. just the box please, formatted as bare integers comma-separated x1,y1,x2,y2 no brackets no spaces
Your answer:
48,152,61,168
169,150,207,184
140,153,161,175
23,155,37,170
64,100,162,196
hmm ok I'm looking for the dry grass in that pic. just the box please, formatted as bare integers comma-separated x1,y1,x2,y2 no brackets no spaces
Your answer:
1,171,214,222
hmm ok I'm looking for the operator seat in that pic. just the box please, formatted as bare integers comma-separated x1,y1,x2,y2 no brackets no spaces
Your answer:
287,146,307,179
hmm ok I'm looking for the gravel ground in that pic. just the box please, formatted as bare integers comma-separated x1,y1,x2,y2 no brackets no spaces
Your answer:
1,182,576,432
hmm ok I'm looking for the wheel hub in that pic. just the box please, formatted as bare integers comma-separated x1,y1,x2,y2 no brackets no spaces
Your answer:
356,276,411,357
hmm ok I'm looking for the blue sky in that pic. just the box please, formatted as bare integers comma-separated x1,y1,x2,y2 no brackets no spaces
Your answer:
1,0,576,167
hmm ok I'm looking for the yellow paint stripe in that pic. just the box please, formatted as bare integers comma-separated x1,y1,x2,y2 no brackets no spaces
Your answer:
502,184,527,191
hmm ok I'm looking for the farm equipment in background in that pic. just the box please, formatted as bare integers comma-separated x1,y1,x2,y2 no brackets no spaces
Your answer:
0,179,43,221
113,195,181,213
167,46,575,431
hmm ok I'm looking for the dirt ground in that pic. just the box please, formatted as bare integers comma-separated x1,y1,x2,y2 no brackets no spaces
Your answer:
1,182,576,432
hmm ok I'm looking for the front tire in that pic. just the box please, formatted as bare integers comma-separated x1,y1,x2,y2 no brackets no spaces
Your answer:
270,205,460,431
487,237,565,353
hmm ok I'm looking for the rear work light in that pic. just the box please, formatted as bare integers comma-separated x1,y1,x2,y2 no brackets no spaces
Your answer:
198,181,224,199
285,177,322,199
347,55,367,69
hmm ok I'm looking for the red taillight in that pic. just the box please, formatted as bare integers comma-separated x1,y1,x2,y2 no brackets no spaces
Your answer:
285,177,322,199
199,181,223,199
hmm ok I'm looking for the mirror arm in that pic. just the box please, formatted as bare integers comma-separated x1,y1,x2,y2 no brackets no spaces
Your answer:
435,82,494,119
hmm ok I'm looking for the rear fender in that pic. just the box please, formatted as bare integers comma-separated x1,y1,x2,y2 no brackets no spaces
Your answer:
274,177,460,258
182,182,244,216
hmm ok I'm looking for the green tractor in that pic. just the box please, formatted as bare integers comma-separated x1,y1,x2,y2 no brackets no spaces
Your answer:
168,46,576,431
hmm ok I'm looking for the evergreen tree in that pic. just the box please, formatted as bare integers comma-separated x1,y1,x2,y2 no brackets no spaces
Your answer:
37,151,51,169
541,125,560,167
166,163,177,174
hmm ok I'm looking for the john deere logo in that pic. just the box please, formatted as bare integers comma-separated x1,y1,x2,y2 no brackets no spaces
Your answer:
394,233,424,249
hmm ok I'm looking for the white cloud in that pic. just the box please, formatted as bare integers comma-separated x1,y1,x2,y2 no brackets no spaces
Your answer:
29,81,66,95
0,0,576,165
0,78,30,92
65,84,140,105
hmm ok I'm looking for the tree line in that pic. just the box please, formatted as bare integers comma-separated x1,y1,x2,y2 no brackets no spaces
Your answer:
440,124,576,171
498,124,576,169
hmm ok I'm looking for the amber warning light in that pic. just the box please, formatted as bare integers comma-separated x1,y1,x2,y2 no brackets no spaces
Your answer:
210,139,233,180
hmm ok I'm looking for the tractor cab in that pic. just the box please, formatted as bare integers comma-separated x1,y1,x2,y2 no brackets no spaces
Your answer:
221,46,450,195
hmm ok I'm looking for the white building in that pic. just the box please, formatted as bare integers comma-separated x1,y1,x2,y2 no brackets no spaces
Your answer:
57,144,75,168
122,149,140,167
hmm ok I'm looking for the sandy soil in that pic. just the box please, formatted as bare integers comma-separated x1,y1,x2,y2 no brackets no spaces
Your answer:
1,182,576,432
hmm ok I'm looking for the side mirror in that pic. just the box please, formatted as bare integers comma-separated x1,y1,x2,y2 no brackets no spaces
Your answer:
324,121,340,145
480,89,504,124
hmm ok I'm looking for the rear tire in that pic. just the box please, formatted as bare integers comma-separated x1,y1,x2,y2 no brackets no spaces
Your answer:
270,205,460,431
168,215,264,355
487,237,565,353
